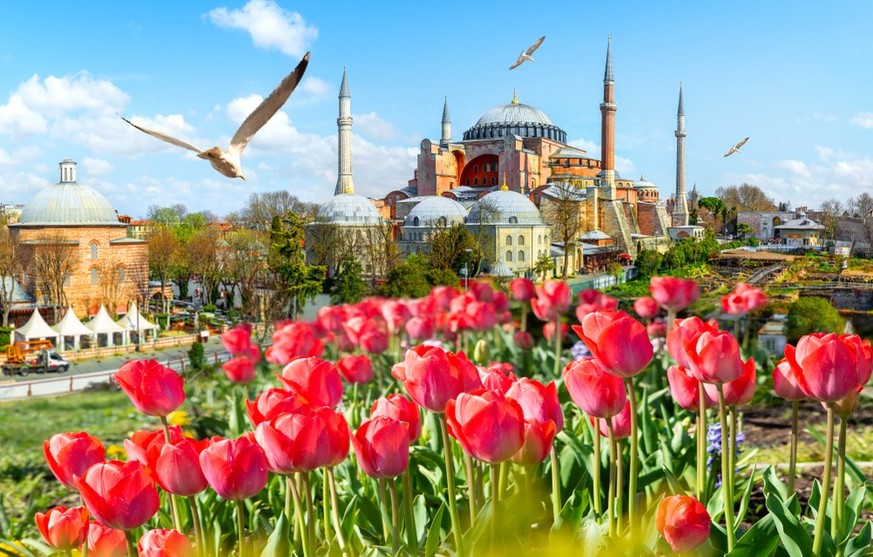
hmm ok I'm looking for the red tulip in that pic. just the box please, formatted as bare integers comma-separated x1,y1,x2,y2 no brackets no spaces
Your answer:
530,280,572,322
772,358,805,401
317,306,346,333
785,333,871,403
685,330,745,384
513,330,534,350
115,359,185,417
543,321,568,343
721,283,768,316
345,316,389,354
222,356,256,383
246,387,310,426
492,291,510,313
74,460,160,530
648,320,667,339
280,357,343,408
138,528,194,557
656,494,711,552
510,278,536,302
405,316,435,340
86,522,127,557
666,316,718,368
370,394,421,443
44,432,105,490
705,357,757,406
199,434,269,500
266,322,324,365
649,276,700,312
123,426,185,466
505,378,564,432
221,326,254,357
380,300,411,333
254,407,350,474
563,358,627,418
666,365,716,412
512,419,557,465
468,280,495,302
146,437,209,496
572,311,653,378
337,354,374,384
590,401,631,438
633,296,660,319
395,345,482,413
575,289,618,321
35,505,89,550
478,365,517,395
464,300,497,331
446,389,525,463
352,417,410,478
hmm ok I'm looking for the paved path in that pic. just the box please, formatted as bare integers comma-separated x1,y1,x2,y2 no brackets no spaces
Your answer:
0,337,229,400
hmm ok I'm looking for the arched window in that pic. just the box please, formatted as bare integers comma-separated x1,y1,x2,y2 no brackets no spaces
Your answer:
474,178,478,185
491,177,497,185
413,216,420,227
505,235,512,246
506,251,513,262
509,216,518,224
90,242,98,260
437,216,447,227
90,268,98,285
538,235,542,244
518,235,525,246
518,251,526,262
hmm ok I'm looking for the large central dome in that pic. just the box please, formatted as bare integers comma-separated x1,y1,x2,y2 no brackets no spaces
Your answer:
463,94,567,143
18,160,121,226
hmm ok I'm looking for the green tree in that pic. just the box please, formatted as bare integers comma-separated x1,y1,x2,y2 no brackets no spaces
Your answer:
429,223,482,273
785,296,845,344
736,223,754,239
269,213,325,320
533,252,555,282
380,254,432,299
331,255,367,304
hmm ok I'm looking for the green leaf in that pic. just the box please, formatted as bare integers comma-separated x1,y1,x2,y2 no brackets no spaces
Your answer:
259,513,289,557
735,465,759,528
840,486,867,544
424,503,446,557
762,466,790,502
844,521,872,557
764,492,814,557
726,514,779,557
413,494,427,545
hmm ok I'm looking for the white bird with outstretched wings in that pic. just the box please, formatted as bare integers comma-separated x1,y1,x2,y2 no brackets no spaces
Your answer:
509,36,546,70
724,136,749,157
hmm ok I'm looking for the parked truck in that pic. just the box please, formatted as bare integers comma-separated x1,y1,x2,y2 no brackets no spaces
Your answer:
2,339,70,377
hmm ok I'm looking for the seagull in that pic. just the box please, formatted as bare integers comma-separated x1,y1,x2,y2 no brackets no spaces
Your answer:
509,36,546,70
119,52,310,181
724,136,749,157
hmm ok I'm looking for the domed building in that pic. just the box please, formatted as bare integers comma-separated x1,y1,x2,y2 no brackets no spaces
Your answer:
9,159,148,322
398,196,467,256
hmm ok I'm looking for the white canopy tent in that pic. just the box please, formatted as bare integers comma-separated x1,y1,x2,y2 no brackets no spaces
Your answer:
86,306,128,347
53,307,96,350
115,301,159,344
13,309,61,346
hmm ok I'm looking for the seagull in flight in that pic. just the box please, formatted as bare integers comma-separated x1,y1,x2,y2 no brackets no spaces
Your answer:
119,52,310,181
509,36,546,70
724,136,749,157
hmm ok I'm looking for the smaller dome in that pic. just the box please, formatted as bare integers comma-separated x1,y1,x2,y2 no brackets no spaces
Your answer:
404,196,467,227
467,190,544,225
316,194,382,225
635,176,657,190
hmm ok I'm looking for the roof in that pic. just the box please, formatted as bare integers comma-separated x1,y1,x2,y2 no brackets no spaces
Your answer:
115,302,158,331
635,176,658,190
54,307,95,337
18,183,122,226
550,147,589,159
86,306,126,334
542,182,586,201
15,309,60,342
474,102,554,127
467,189,544,226
2,276,34,304
404,196,468,227
315,193,382,225
488,261,515,277
579,230,611,240
109,237,147,244
775,218,824,230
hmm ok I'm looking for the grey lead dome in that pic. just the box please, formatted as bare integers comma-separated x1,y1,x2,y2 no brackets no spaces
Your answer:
19,160,120,226
315,193,382,225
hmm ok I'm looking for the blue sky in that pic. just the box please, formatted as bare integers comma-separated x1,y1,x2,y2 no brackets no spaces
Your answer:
0,1,871,218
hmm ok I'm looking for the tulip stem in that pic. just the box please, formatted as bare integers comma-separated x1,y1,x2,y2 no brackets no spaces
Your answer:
439,415,466,556
498,461,509,502
126,530,136,557
287,475,306,556
402,470,417,550
616,438,624,534
716,386,735,553
520,304,528,333
378,479,391,542
812,404,835,557
605,420,616,537
697,386,707,501
552,318,562,376
388,478,401,555
490,462,500,548
666,310,676,336
788,400,798,493
593,427,602,519
322,471,331,545
327,468,347,552
550,444,561,524
729,405,738,519
302,473,316,557
464,453,479,523
623,377,639,537
235,499,247,557
832,416,847,542
188,496,204,557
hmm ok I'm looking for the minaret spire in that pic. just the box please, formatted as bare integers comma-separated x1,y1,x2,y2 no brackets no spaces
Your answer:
335,67,354,196
673,82,689,226
599,35,617,200
440,96,451,147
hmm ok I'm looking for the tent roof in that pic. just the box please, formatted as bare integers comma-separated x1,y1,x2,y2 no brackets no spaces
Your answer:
15,309,60,341
115,301,158,331
86,306,126,334
53,307,94,336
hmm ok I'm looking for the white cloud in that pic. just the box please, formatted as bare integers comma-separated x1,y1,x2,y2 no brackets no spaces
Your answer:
80,157,114,177
205,0,317,58
353,112,398,141
301,77,329,97
774,159,811,180
850,112,873,129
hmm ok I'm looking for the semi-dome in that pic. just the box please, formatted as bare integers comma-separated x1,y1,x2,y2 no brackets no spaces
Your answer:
635,176,657,190
463,93,567,143
18,160,121,226
316,193,382,225
467,189,544,225
404,196,467,227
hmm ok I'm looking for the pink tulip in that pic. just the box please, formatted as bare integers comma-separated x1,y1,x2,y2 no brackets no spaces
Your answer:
44,432,105,490
352,417,410,478
544,321,568,343
509,278,536,301
371,394,421,443
115,360,185,417
650,276,700,312
199,434,269,500
74,460,160,530
633,296,660,319
246,387,310,426
772,358,806,401
785,333,871,403
266,322,324,365
222,356,256,383
666,316,718,368
138,528,194,557
530,280,572,322
512,419,557,465
337,354,374,384
563,358,627,418
721,283,768,316
280,357,343,408
405,316,435,340
395,345,482,413
667,365,716,412
590,401,631,438
685,330,745,384
146,437,210,496
446,389,525,464
506,378,564,432
255,407,350,473
572,311,653,378
704,357,757,406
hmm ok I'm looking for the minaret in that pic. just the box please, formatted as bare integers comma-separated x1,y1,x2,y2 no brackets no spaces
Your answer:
599,36,616,200
335,67,354,196
440,96,451,147
673,83,689,226
59,159,77,183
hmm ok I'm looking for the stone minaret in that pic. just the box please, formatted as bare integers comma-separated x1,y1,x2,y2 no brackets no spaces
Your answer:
440,96,451,147
599,36,617,200
335,67,354,196
59,159,77,183
673,83,689,226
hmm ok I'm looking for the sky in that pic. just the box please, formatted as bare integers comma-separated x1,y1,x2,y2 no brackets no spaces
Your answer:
0,1,871,218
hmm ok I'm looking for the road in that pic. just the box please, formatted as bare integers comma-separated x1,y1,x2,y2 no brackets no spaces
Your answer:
0,337,229,401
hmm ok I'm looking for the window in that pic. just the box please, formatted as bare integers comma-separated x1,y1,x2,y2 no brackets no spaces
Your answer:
117,266,126,283
505,235,512,246
413,216,420,227
90,242,98,260
518,235,525,246
491,177,497,185
506,250,513,262
437,217,447,227
509,216,518,224
473,165,478,173
538,235,542,244
518,251,526,262
64,272,71,286
90,268,98,285
474,178,478,185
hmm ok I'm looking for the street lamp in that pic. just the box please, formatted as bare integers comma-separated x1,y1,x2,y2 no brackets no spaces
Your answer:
464,248,472,289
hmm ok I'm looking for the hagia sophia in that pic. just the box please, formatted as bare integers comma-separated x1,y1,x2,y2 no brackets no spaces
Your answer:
307,39,702,278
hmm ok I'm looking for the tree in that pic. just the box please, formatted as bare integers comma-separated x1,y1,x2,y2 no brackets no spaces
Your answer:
330,255,367,304
714,183,777,212
819,199,844,240
19,232,78,321
223,228,269,320
785,296,844,344
635,249,663,277
98,260,127,317
540,183,585,279
147,224,179,313
430,224,483,274
0,221,19,326
850,192,873,218
736,223,754,239
533,252,554,282
186,226,224,306
269,214,325,320
232,191,320,232
379,254,434,299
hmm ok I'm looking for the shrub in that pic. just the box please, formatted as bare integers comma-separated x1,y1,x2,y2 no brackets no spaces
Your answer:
188,341,205,371
785,296,845,343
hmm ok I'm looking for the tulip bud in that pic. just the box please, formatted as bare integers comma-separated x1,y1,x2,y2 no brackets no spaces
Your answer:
656,495,711,552
473,338,490,364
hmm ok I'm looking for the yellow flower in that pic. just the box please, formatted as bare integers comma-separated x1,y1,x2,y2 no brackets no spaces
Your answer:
167,410,191,427
105,444,126,460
